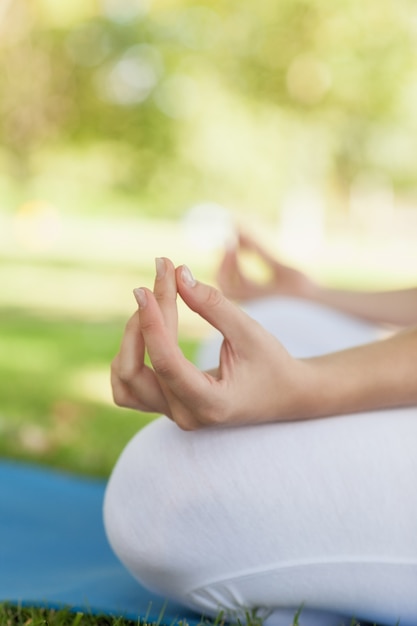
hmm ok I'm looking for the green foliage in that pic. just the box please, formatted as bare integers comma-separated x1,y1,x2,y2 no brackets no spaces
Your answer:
1,0,417,218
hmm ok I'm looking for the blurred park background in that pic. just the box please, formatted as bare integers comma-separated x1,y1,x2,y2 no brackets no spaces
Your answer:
1,0,417,477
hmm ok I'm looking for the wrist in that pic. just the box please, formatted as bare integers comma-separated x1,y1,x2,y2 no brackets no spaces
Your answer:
268,357,324,423
279,357,342,422
292,358,328,420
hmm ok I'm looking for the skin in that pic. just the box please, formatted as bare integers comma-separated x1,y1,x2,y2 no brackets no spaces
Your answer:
111,253,417,430
217,232,417,326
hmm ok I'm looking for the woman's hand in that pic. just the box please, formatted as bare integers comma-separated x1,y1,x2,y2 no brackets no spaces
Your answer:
219,233,417,327
111,257,311,430
111,257,417,428
216,232,317,302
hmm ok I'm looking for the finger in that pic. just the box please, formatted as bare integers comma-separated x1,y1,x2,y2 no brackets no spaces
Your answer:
239,230,277,266
116,312,146,380
135,286,206,395
153,257,178,339
135,286,226,430
113,310,170,414
111,354,170,415
237,230,257,251
176,264,257,344
151,257,181,407
218,247,252,293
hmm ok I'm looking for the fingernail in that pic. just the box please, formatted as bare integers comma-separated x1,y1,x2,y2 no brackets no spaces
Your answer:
181,264,197,287
133,288,147,309
155,257,166,279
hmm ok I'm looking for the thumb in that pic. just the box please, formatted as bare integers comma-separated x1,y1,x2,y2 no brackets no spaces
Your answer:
176,264,252,341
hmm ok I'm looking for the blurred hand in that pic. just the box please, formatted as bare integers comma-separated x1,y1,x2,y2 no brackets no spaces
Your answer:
111,257,311,430
216,232,317,302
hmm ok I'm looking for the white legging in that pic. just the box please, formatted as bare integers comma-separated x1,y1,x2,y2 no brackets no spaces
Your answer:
104,298,417,626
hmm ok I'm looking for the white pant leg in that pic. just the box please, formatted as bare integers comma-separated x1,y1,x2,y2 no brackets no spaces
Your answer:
104,299,417,626
104,412,417,626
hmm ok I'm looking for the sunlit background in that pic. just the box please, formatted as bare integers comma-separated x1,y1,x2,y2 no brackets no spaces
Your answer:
1,0,416,475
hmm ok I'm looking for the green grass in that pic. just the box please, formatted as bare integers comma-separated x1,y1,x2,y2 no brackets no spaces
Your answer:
0,604,383,626
0,604,222,626
0,307,198,477
0,605,143,626
0,605,206,626
0,605,278,626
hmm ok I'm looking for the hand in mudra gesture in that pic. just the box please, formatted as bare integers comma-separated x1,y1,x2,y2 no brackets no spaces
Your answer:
216,232,317,302
111,257,310,430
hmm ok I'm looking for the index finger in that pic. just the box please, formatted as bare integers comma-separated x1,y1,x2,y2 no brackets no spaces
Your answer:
176,265,259,347
134,287,208,397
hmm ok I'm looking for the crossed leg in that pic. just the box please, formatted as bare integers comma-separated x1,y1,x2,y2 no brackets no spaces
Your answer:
104,298,417,626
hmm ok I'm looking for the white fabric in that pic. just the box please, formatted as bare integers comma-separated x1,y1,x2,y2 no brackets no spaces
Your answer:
104,297,417,626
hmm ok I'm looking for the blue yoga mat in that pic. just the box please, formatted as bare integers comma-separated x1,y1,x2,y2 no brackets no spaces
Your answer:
0,460,201,624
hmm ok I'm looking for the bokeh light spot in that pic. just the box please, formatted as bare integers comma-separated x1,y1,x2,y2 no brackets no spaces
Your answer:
182,203,235,252
97,44,162,106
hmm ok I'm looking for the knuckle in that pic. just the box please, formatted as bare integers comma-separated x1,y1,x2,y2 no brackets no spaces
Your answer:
150,345,181,378
117,364,137,385
138,316,153,331
176,418,195,431
196,401,225,427
112,356,142,386
199,409,221,427
154,291,177,304
112,382,148,412
204,286,224,310
111,357,131,385
140,317,161,335
151,355,173,378
111,387,128,408
110,356,119,374
186,406,221,430
172,411,197,431
112,395,125,408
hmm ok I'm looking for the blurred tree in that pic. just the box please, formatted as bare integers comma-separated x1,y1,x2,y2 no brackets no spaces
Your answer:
0,0,416,217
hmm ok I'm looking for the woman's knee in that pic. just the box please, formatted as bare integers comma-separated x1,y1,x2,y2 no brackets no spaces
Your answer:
103,417,214,601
